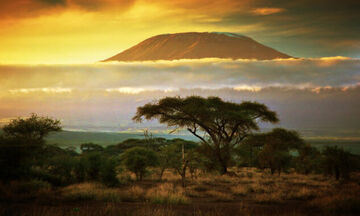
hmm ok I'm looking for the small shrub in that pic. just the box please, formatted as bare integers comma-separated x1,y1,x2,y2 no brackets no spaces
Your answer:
120,147,159,181
99,157,119,187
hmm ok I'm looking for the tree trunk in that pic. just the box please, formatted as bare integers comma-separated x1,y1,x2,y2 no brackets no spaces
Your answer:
335,167,340,180
181,173,186,187
181,162,187,187
270,168,275,175
221,164,228,175
159,167,165,181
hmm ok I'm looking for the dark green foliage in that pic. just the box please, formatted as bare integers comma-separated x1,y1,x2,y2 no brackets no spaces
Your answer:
153,138,198,181
133,96,278,174
0,114,62,182
235,141,262,167
120,147,159,181
2,114,61,141
295,144,321,174
99,157,119,186
321,146,354,180
105,137,169,156
158,141,199,186
47,155,79,185
82,152,103,180
258,148,292,175
246,128,305,175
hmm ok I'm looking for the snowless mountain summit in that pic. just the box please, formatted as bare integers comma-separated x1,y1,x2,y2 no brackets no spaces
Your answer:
103,32,292,62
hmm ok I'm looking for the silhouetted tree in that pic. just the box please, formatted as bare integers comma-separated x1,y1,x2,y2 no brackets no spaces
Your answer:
133,96,278,174
321,146,354,180
295,144,321,174
0,114,61,181
248,128,304,175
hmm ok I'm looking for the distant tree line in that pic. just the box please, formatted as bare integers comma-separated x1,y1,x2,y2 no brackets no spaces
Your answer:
0,97,359,188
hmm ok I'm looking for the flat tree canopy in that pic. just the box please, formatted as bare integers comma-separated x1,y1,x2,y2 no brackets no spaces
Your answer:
0,114,62,181
3,113,61,141
133,96,278,174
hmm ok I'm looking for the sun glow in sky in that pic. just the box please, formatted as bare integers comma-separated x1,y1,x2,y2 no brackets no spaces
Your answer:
0,0,360,138
0,0,359,64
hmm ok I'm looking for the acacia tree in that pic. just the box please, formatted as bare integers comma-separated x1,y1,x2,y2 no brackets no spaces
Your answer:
3,113,61,141
0,113,61,181
133,96,278,174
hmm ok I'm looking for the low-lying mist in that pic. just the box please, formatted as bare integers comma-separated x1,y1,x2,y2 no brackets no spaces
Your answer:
0,57,359,138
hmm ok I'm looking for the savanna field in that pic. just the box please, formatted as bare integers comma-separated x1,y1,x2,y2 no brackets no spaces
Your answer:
1,169,360,216
1,1,360,216
0,97,360,216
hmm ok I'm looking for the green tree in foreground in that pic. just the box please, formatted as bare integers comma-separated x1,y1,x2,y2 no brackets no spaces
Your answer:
133,96,278,174
159,141,198,187
120,147,159,181
0,114,61,181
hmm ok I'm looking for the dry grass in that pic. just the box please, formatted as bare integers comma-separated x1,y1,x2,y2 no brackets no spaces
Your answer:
2,168,360,215
206,190,234,201
253,191,285,203
231,184,250,196
310,182,360,214
61,183,147,202
145,183,189,204
0,180,52,201
61,182,189,204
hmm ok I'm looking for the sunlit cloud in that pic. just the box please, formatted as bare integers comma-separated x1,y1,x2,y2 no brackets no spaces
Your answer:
251,8,286,16
233,85,262,92
8,87,72,94
1,57,359,93
0,57,359,133
105,87,146,94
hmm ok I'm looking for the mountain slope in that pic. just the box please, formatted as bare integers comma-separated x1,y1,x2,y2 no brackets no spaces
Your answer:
103,32,291,62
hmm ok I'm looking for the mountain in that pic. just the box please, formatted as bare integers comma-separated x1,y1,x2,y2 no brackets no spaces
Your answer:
103,32,291,62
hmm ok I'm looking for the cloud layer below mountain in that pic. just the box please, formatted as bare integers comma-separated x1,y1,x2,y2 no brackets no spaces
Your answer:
0,57,359,137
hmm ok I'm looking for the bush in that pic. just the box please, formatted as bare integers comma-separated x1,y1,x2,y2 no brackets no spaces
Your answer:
321,146,354,180
0,114,61,182
99,157,119,187
120,147,159,181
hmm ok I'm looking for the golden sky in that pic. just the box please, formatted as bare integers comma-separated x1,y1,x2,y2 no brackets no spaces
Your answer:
0,0,359,64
